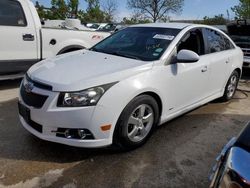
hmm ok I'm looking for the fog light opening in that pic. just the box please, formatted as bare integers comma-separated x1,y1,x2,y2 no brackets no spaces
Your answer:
53,128,95,140
65,129,72,139
78,129,87,139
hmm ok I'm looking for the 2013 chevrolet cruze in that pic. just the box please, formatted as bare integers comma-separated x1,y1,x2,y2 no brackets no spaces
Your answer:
18,23,243,149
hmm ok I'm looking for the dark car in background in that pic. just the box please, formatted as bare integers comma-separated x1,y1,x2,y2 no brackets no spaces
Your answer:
209,122,250,188
227,20,250,69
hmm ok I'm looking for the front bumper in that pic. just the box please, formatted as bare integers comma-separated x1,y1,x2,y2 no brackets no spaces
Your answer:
18,82,116,148
20,115,110,147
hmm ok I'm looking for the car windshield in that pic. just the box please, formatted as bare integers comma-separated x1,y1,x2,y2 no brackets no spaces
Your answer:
90,27,181,61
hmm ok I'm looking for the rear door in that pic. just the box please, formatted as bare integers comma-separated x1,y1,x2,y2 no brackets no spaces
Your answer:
203,28,233,95
0,0,38,74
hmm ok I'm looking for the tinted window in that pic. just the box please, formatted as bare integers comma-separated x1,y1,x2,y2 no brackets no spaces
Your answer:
0,0,27,26
224,37,235,50
91,27,181,61
205,29,228,53
177,29,205,55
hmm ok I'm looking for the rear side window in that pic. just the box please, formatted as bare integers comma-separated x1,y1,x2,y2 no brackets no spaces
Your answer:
0,0,27,26
205,29,225,53
224,37,235,50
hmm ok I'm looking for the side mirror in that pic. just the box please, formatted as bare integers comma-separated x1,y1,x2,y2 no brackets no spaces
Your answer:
177,50,200,63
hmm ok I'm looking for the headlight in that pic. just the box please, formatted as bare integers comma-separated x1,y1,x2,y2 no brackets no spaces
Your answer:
57,82,117,107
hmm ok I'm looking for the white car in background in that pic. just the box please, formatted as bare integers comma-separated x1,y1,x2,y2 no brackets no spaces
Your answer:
18,23,243,150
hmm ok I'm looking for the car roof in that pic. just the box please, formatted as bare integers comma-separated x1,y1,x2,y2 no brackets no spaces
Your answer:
131,22,193,29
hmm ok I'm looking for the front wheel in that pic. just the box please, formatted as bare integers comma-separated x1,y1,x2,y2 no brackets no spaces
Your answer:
113,95,159,150
221,70,240,101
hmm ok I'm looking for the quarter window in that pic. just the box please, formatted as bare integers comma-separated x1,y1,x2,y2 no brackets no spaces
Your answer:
0,0,27,26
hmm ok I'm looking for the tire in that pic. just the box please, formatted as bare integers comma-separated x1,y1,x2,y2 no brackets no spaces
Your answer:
113,95,159,150
221,70,240,102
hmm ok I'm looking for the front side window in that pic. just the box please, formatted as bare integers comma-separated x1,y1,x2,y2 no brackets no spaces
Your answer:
177,29,205,55
0,0,27,26
205,29,227,53
91,27,181,61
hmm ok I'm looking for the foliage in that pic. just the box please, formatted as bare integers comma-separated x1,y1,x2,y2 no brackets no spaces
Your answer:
102,0,118,22
231,0,250,19
50,0,69,19
35,0,116,23
127,0,184,22
121,12,152,24
68,0,79,18
195,14,227,25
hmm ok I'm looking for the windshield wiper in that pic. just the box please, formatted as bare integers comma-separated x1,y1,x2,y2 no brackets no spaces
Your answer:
108,51,142,60
89,47,104,53
90,48,142,60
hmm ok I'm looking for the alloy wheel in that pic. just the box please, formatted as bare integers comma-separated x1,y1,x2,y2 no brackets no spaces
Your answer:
126,104,154,143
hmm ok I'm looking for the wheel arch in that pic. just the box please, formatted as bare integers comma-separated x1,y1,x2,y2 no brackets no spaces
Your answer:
234,67,242,77
57,45,85,55
136,91,163,121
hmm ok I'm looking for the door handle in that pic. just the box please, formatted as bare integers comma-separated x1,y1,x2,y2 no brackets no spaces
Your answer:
201,66,208,73
23,34,34,41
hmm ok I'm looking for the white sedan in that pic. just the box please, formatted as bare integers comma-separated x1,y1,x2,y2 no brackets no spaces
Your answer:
18,23,243,149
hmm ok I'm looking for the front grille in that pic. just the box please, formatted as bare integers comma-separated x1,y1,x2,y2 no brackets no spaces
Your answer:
242,48,250,57
20,84,48,108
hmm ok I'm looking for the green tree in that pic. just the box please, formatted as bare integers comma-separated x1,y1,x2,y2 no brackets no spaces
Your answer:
127,0,184,22
102,0,118,22
122,13,152,24
232,0,250,19
35,1,46,19
200,14,227,25
82,0,106,22
85,0,100,10
68,0,79,18
51,0,69,19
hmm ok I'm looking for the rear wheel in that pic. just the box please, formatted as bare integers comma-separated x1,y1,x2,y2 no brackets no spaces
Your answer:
113,95,159,150
221,70,240,101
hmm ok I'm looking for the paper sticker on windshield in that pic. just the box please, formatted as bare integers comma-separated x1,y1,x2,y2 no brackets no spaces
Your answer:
153,34,175,40
155,48,163,53
153,53,160,57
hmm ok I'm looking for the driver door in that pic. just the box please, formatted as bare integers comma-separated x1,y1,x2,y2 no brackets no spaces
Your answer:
162,29,211,114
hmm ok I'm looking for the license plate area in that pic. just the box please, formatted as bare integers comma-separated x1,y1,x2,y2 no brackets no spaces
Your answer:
18,102,30,122
18,102,43,133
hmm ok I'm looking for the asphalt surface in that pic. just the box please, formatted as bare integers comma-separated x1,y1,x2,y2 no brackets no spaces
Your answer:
0,72,250,188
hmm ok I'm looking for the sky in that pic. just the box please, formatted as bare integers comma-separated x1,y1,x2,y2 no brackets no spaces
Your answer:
32,0,240,21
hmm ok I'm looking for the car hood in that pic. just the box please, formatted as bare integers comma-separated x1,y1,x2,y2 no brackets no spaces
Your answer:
28,50,153,91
